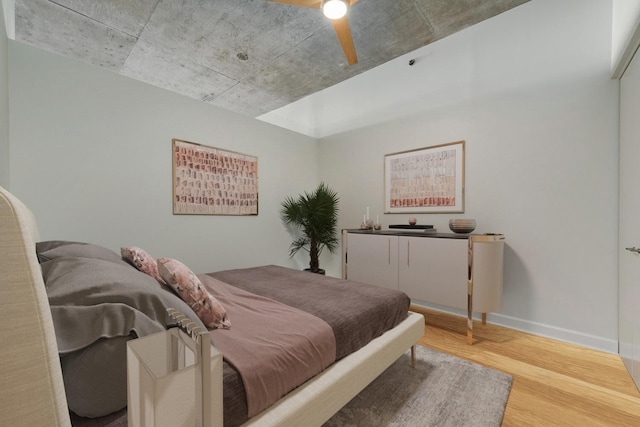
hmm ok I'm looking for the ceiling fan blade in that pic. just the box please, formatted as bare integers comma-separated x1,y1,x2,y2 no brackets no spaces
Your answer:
268,0,359,65
331,16,358,65
266,0,322,8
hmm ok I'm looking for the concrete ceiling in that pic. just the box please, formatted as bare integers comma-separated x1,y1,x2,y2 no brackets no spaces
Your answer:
14,0,529,120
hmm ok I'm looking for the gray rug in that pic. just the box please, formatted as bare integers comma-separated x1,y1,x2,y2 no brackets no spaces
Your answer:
323,345,513,427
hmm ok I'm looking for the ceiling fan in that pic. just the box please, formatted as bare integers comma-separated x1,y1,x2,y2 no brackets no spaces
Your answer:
267,0,359,65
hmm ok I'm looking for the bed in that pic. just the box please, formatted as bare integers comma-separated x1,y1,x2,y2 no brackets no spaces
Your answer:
0,185,425,427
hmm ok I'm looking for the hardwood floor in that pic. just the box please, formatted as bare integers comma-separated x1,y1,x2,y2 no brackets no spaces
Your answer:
411,306,640,426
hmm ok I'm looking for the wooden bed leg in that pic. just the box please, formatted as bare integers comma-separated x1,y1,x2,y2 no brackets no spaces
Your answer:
411,345,416,368
482,313,487,325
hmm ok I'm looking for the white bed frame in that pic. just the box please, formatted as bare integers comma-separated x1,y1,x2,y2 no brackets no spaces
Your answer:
0,185,425,427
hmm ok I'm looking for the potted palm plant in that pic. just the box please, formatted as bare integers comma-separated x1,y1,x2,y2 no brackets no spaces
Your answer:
280,182,340,274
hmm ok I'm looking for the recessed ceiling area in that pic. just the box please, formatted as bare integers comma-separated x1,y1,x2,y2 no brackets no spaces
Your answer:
13,0,529,126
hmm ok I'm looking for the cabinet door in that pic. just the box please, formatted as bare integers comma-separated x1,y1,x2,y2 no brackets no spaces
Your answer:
399,236,467,310
619,44,640,387
346,233,399,290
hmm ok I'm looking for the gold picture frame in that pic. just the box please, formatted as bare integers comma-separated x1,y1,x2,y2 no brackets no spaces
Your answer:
172,138,258,215
384,140,465,214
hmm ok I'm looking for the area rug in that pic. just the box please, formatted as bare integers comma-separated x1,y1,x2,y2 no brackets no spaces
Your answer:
323,345,513,427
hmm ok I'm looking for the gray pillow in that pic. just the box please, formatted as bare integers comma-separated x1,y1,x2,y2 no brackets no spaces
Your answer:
37,240,126,265
36,240,84,253
43,256,205,354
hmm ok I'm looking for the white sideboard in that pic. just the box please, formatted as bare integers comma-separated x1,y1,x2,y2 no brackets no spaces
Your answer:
342,230,505,344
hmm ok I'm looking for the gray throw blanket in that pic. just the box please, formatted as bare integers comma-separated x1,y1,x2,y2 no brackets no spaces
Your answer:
201,275,336,417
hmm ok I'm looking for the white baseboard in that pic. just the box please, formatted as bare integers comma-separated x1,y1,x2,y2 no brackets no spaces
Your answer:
412,301,619,354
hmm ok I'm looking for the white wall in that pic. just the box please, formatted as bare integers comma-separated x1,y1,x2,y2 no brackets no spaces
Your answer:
318,0,620,352
8,42,319,274
0,3,9,189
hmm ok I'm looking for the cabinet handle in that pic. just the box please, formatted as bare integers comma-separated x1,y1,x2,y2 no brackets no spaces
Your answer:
407,240,410,267
626,247,640,254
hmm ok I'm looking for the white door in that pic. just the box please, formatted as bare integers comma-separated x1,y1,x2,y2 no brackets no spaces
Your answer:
619,43,640,388
345,233,399,290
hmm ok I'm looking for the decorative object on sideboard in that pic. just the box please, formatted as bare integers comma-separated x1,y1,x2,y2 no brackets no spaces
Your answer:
280,183,340,274
408,217,417,226
389,224,434,230
375,214,381,230
360,219,374,230
449,218,476,234
360,207,378,230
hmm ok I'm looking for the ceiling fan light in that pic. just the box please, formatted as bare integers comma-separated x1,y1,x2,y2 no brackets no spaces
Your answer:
322,0,348,20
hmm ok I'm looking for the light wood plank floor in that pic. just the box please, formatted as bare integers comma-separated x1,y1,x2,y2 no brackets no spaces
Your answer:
411,306,640,426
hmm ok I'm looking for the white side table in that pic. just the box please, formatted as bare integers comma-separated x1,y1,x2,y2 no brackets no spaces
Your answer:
127,313,222,427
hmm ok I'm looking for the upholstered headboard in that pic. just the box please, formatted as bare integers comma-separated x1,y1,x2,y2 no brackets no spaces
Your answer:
0,186,71,426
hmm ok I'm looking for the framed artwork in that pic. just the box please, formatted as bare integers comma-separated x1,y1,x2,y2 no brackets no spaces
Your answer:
384,140,465,214
172,138,258,215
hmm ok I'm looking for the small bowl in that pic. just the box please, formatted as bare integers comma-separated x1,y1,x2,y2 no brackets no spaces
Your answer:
449,218,476,234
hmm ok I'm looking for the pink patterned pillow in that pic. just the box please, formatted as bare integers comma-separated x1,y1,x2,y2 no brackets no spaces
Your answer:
121,247,166,284
156,257,231,330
